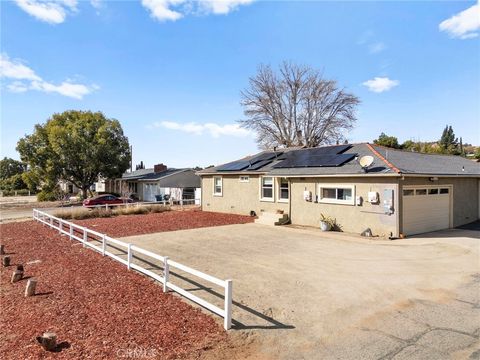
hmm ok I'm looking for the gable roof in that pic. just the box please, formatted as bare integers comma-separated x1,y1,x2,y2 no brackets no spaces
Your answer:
197,143,480,177
121,168,201,187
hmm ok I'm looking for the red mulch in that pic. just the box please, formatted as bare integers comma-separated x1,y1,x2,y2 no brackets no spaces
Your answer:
0,221,227,359
74,210,254,238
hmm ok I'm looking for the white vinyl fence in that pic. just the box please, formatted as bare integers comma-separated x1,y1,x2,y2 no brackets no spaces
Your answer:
33,209,233,330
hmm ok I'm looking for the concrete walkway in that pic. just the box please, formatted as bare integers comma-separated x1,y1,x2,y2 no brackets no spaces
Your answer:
118,224,479,359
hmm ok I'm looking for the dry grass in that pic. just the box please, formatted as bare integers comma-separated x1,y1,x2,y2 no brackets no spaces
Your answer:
53,204,170,220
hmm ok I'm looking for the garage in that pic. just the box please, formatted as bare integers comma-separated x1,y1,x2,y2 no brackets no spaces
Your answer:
402,185,452,236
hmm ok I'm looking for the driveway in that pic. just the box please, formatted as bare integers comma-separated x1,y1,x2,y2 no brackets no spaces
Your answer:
119,224,479,359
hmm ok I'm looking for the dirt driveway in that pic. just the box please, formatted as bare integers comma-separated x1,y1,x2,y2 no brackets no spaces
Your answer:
119,224,479,359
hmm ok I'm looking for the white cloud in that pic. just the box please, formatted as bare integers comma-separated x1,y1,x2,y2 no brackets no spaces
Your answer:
200,0,254,15
90,0,102,9
14,0,77,24
0,53,96,99
0,54,41,81
150,120,251,138
362,77,399,93
7,81,30,93
141,0,254,21
357,30,387,55
368,42,386,54
141,0,185,21
439,3,480,39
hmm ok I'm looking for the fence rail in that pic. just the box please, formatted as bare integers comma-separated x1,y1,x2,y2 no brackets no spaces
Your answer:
33,208,232,330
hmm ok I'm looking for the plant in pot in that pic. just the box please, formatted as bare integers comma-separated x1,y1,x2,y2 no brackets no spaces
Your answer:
320,214,335,231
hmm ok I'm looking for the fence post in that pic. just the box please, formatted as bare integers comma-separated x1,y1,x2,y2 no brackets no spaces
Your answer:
127,244,132,270
69,224,73,240
163,256,169,293
50,216,53,227
224,279,233,330
83,228,87,247
102,234,106,256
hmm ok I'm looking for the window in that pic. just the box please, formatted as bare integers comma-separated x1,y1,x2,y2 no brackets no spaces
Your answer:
428,188,439,195
278,178,289,202
415,189,427,195
239,176,249,183
440,188,449,194
261,177,274,201
213,176,222,196
403,189,414,196
318,184,355,205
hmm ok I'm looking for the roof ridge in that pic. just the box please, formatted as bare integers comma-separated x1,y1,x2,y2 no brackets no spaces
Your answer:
366,143,401,174
370,143,471,159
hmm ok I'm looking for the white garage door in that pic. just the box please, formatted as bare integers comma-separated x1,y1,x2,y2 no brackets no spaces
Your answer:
402,186,452,236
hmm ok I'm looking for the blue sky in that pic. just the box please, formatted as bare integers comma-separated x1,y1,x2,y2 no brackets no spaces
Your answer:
1,0,479,168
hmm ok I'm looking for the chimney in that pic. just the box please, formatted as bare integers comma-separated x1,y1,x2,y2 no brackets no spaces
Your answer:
154,163,167,173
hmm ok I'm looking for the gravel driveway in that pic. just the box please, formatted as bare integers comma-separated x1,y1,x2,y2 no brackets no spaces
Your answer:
119,223,480,359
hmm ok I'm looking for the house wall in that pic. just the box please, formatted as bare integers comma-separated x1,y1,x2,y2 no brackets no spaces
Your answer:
399,177,479,229
201,175,289,215
290,177,399,237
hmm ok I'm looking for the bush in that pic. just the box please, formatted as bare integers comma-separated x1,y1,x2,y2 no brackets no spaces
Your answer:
37,190,59,202
54,204,170,220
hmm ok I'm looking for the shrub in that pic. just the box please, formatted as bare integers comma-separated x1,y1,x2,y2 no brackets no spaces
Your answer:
54,204,170,220
37,190,58,202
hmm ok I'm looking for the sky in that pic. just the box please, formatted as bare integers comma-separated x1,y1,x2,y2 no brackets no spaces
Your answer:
1,0,479,168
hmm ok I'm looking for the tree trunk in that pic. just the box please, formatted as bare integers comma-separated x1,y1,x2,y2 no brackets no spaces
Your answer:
82,188,88,199
25,278,37,297
37,332,57,351
0,244,4,255
2,256,10,267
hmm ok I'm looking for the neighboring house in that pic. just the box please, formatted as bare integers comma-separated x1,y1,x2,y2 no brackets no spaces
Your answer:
58,180,80,194
197,143,480,237
107,164,201,203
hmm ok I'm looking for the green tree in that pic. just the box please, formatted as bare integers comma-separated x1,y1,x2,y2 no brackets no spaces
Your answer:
474,147,480,160
17,110,131,199
373,133,400,149
0,157,25,180
439,125,458,153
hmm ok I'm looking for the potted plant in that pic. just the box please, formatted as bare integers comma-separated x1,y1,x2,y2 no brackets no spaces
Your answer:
320,214,335,231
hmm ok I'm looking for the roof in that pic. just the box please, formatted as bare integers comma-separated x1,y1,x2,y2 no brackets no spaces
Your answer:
197,143,480,177
121,168,201,187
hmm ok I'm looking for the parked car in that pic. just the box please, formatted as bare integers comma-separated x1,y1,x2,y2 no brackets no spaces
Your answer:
83,194,133,207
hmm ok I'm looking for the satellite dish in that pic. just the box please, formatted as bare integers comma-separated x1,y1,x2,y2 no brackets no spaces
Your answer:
359,155,374,171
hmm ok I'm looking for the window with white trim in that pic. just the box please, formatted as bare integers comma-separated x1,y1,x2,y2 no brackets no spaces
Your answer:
213,176,222,196
278,177,289,202
261,176,274,201
318,184,355,205
239,176,249,183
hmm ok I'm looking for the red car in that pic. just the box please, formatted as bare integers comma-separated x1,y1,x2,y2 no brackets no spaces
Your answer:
83,194,132,207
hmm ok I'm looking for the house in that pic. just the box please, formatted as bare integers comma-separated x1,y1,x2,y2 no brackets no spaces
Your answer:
107,164,201,203
197,143,480,237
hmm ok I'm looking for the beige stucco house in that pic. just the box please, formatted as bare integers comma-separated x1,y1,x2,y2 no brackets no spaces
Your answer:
198,143,480,237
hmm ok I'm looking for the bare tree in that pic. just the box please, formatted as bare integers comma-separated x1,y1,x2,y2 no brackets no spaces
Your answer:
240,62,360,149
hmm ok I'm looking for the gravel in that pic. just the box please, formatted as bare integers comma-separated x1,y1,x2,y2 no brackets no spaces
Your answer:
0,221,227,359
73,209,254,238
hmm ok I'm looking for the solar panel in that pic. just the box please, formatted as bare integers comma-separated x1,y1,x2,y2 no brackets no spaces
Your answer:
248,151,283,165
216,160,251,171
273,145,355,168
249,159,273,170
